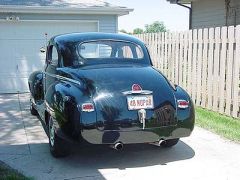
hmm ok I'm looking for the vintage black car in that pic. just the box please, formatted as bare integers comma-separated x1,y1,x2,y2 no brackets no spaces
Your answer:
28,32,195,157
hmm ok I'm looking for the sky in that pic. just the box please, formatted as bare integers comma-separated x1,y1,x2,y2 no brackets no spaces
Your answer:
107,0,190,32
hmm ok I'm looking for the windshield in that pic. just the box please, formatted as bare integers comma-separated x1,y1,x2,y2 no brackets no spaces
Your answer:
78,40,144,60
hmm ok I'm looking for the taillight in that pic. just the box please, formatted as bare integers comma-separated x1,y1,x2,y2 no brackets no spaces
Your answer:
177,100,189,109
82,103,94,112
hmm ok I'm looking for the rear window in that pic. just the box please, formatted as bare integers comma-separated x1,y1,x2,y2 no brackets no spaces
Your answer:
78,40,144,60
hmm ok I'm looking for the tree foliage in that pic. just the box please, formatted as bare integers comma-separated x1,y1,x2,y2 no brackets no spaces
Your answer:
145,21,167,33
119,21,167,34
119,29,128,33
133,28,144,34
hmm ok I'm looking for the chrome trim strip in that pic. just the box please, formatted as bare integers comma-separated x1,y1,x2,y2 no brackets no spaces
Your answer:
43,72,81,85
122,90,153,95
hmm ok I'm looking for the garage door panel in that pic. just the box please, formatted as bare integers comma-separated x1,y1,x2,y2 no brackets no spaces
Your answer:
0,22,16,39
17,77,29,93
15,40,46,74
0,77,18,93
1,21,98,40
0,21,98,93
0,40,16,73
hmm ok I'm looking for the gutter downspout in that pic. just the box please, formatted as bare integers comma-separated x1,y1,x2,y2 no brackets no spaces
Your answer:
176,0,192,29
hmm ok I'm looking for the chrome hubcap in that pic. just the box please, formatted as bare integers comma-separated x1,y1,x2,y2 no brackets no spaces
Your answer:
49,118,55,146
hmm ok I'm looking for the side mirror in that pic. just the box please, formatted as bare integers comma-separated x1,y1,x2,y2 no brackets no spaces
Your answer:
40,47,46,53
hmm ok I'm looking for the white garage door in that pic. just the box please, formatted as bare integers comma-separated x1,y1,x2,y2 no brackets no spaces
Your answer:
0,20,98,93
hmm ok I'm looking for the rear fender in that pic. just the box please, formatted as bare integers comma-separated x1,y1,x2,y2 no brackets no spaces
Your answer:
174,85,195,129
45,81,96,138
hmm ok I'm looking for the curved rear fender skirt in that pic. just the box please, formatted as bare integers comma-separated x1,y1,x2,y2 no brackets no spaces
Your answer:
174,85,195,131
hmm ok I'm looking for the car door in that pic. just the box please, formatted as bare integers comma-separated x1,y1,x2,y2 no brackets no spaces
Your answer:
44,45,59,94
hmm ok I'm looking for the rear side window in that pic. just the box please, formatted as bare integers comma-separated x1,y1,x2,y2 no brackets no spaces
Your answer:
48,46,58,66
78,40,144,60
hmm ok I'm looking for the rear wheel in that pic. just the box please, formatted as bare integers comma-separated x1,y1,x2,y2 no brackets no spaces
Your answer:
30,99,38,116
161,138,179,148
48,116,69,158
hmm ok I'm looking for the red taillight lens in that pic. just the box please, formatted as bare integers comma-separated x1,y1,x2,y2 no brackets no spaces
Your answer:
82,103,94,112
177,100,189,109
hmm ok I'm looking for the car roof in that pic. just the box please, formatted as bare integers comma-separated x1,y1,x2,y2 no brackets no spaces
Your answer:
53,32,144,45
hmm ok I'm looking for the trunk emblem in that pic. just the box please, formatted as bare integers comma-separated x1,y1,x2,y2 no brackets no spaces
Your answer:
82,103,95,112
132,84,142,93
138,109,146,130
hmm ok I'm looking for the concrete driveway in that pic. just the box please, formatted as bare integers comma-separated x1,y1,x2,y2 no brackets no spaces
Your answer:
0,93,239,180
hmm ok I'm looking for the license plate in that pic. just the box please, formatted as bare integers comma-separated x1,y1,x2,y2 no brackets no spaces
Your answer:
127,95,154,110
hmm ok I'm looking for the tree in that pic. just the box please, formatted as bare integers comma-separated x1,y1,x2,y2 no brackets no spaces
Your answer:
119,29,128,34
133,28,144,34
145,21,167,33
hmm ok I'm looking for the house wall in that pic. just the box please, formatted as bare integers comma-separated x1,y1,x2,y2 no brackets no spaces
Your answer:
191,0,226,28
227,0,240,26
0,13,118,33
191,0,240,29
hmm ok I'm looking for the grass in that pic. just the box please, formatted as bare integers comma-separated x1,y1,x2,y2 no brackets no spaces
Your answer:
0,161,31,180
196,107,240,143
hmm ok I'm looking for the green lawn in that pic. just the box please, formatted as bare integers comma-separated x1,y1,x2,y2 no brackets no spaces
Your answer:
0,161,31,180
196,107,240,142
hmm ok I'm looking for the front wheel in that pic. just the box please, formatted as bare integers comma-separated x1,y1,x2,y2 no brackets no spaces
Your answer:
48,116,69,158
161,138,179,148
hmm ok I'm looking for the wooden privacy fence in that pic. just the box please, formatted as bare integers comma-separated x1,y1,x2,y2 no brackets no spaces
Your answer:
135,25,240,118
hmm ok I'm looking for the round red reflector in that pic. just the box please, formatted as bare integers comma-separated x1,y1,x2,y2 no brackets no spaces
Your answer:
132,84,142,92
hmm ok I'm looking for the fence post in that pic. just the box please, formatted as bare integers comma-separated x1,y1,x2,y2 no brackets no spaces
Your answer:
192,29,198,103
219,26,227,114
167,32,172,80
175,32,180,84
207,28,214,110
196,29,203,106
178,32,184,87
202,28,208,108
187,30,193,96
171,32,176,82
160,32,165,71
182,31,188,90
232,25,240,118
225,26,235,115
164,32,169,76
212,27,221,111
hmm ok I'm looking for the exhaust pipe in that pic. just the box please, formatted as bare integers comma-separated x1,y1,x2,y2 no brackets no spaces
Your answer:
158,139,166,146
111,142,123,151
150,139,166,146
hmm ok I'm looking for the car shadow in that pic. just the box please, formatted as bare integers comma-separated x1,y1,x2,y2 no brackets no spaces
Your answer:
67,140,195,168
10,140,194,179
